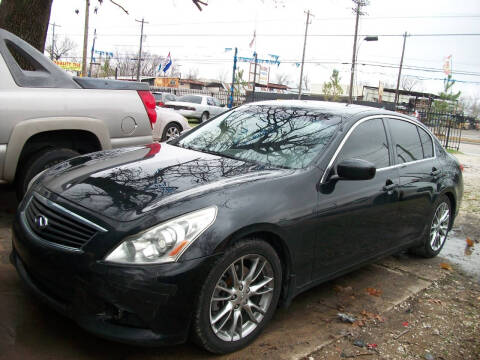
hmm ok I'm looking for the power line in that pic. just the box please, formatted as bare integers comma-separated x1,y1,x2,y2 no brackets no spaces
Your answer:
57,32,480,38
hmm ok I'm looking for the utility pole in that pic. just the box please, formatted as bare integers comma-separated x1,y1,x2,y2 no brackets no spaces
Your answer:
252,51,258,102
49,22,61,60
81,0,90,77
88,29,97,77
394,32,408,108
135,18,148,81
298,10,312,100
348,1,362,103
228,47,238,108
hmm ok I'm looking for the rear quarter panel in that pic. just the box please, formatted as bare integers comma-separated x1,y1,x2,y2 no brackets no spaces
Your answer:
0,85,153,181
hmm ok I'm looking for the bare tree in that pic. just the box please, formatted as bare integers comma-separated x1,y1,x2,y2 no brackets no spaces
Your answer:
302,73,310,91
275,72,291,86
45,36,77,61
217,69,228,83
461,95,480,118
186,67,200,80
401,76,421,92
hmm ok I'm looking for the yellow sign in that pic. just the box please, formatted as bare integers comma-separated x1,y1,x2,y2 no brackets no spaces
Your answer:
54,60,82,72
154,77,179,88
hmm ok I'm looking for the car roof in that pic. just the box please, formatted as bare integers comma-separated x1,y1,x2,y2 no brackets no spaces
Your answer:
246,100,414,123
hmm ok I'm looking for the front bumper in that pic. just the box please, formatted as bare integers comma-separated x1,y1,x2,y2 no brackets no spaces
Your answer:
11,214,218,346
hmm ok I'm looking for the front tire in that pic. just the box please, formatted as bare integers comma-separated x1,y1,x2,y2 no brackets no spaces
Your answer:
16,148,80,200
192,239,282,354
410,195,452,258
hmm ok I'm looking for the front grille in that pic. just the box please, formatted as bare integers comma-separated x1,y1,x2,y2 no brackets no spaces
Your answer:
25,194,102,249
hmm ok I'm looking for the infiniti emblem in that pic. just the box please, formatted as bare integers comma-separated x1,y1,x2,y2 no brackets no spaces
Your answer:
34,214,49,230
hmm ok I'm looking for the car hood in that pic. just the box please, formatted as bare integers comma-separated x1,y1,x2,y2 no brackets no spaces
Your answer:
38,143,284,221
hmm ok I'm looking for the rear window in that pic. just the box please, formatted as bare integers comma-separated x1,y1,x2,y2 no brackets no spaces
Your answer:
178,95,202,104
389,119,423,164
418,127,434,158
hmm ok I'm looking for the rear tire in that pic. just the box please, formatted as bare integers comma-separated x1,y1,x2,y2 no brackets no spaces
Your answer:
192,239,282,354
161,122,182,141
409,195,452,258
200,112,209,123
16,148,80,200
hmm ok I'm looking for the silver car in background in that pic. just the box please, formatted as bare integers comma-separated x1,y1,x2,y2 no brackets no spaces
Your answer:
165,95,226,122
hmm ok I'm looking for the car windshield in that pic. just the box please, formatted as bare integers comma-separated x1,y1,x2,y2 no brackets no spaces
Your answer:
176,105,341,169
178,95,202,104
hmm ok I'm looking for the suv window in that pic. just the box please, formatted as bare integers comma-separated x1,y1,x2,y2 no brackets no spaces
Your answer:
389,119,423,163
418,127,433,158
337,118,390,169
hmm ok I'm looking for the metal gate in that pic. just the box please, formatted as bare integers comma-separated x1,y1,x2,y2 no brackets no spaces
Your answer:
418,111,462,151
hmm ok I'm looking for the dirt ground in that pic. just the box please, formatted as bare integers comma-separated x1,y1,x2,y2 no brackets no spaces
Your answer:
305,271,480,360
305,149,480,360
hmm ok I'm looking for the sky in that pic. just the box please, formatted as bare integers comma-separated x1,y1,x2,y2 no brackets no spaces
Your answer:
47,0,480,99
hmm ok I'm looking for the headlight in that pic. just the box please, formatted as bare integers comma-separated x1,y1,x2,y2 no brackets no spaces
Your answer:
105,206,217,264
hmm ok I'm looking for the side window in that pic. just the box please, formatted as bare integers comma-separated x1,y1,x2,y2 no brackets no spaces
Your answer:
388,119,423,164
337,118,390,169
207,97,215,106
417,127,433,158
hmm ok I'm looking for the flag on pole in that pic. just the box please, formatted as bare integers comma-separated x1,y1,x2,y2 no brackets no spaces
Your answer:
443,55,452,75
162,52,172,73
249,30,256,48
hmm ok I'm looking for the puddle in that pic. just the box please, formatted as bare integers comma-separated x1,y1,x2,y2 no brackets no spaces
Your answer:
441,227,480,280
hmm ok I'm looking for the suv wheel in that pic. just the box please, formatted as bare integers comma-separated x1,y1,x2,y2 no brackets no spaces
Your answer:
192,239,282,354
16,148,80,200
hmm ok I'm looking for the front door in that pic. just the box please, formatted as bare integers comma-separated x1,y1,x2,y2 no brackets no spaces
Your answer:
314,117,400,281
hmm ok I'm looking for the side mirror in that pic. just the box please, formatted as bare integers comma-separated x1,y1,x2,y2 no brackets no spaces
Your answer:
336,158,376,180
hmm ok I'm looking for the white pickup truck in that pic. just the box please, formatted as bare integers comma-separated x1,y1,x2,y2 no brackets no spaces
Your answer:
0,29,156,198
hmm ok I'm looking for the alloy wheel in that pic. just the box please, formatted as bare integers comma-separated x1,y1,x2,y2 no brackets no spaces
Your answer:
165,126,180,140
430,202,450,251
209,254,274,342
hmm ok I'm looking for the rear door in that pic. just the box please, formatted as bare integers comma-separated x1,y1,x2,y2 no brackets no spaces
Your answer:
386,117,439,245
314,117,400,280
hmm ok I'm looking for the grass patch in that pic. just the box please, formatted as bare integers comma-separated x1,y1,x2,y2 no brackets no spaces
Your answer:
446,148,463,155
188,119,199,128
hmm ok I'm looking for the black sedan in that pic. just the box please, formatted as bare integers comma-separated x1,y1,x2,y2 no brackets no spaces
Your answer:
11,101,463,354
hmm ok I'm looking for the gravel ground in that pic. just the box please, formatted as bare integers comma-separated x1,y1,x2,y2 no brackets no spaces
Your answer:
305,149,480,360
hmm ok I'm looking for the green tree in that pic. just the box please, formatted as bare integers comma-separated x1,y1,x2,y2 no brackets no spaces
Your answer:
433,74,461,113
234,69,248,95
322,69,343,101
